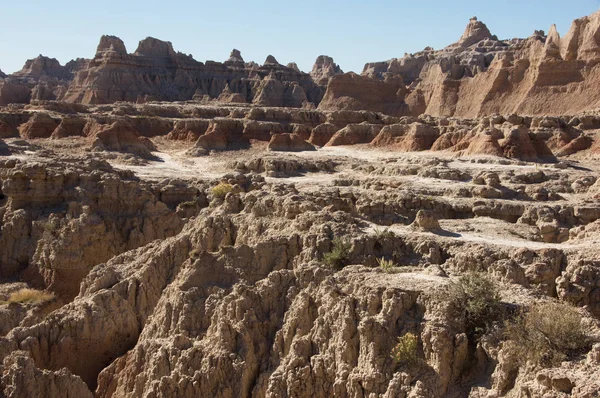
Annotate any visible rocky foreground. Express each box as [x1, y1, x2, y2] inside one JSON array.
[[0, 9, 600, 398], [0, 97, 599, 397]]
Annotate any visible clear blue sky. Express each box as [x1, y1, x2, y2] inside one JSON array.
[[1, 1, 598, 74]]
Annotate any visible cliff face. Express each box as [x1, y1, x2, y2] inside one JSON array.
[[357, 11, 600, 118], [5, 12, 600, 116], [62, 36, 325, 107]]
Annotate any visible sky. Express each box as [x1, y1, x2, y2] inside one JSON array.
[[1, 1, 599, 75]]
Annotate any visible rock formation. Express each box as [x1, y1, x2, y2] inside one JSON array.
[[62, 36, 324, 107], [310, 55, 343, 85], [362, 10, 600, 117], [318, 73, 409, 116], [1, 11, 600, 398], [267, 133, 315, 151]]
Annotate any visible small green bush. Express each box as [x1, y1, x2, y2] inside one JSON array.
[[504, 301, 592, 367], [189, 248, 201, 260], [378, 257, 395, 273], [323, 237, 351, 269], [391, 333, 420, 367], [211, 182, 233, 199], [450, 272, 504, 339], [374, 227, 396, 240]]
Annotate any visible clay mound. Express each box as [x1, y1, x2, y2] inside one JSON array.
[[167, 119, 210, 141], [371, 122, 439, 151], [309, 123, 339, 146], [325, 123, 382, 146], [462, 132, 504, 157], [0, 139, 10, 156], [318, 73, 409, 116], [432, 128, 505, 157], [267, 133, 316, 152], [51, 117, 87, 138], [18, 113, 58, 139], [217, 85, 247, 104], [88, 119, 157, 159], [195, 119, 245, 151], [500, 127, 545, 162]]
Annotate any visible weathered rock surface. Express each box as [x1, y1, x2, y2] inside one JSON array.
[[318, 73, 409, 116], [363, 11, 600, 117]]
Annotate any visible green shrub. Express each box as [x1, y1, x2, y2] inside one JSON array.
[[374, 227, 396, 240], [391, 333, 420, 367], [323, 237, 351, 269], [378, 257, 395, 273], [450, 272, 504, 339], [504, 301, 592, 367], [189, 248, 201, 260], [211, 182, 233, 199]]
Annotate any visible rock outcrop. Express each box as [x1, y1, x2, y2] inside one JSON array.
[[318, 73, 409, 116], [88, 120, 157, 159], [267, 133, 315, 151], [63, 37, 324, 107], [363, 11, 600, 117], [310, 55, 343, 85]]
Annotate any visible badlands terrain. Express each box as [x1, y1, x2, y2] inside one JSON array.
[[1, 9, 600, 398]]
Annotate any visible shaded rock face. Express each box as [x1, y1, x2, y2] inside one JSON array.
[[0, 69, 6, 79], [0, 81, 31, 106], [63, 36, 324, 107], [267, 133, 315, 151], [18, 113, 58, 139], [12, 55, 71, 81], [318, 73, 409, 116]]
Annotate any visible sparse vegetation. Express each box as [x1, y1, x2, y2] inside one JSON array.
[[391, 333, 420, 367], [211, 182, 233, 199], [0, 289, 55, 305], [323, 237, 352, 269], [449, 272, 504, 339], [374, 227, 397, 240], [189, 248, 201, 260], [377, 257, 396, 273], [504, 301, 593, 367]]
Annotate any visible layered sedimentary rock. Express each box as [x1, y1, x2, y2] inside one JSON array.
[[318, 73, 409, 116], [360, 11, 600, 117], [62, 36, 325, 107]]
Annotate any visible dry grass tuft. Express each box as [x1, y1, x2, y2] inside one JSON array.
[[504, 301, 593, 367], [1, 288, 55, 305]]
